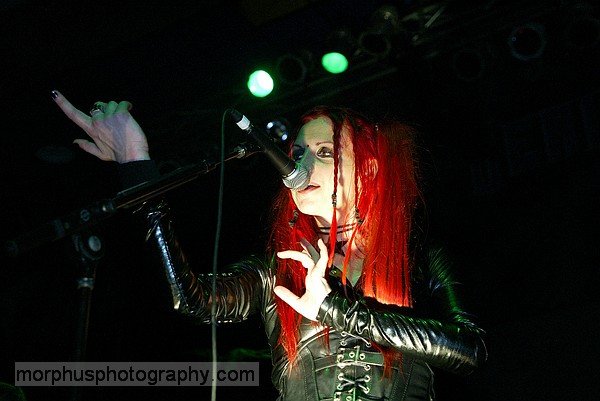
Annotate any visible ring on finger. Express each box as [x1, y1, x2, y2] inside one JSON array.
[[89, 102, 105, 117]]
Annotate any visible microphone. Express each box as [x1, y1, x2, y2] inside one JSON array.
[[228, 109, 309, 191]]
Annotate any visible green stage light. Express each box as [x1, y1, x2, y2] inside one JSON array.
[[247, 70, 274, 97], [321, 52, 348, 74]]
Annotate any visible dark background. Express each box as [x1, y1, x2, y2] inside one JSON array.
[[1, 0, 599, 400]]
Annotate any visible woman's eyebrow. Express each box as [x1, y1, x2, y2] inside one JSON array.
[[292, 140, 333, 148]]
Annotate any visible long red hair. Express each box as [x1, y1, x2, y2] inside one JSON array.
[[268, 106, 422, 369]]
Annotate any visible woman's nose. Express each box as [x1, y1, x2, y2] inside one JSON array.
[[298, 151, 314, 169], [296, 152, 315, 182]]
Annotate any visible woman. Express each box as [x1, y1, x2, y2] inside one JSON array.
[[52, 90, 487, 400]]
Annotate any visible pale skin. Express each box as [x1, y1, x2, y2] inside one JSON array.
[[286, 117, 364, 288], [52, 91, 361, 321]]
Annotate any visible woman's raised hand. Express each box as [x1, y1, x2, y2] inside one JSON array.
[[274, 238, 332, 321], [52, 90, 150, 163]]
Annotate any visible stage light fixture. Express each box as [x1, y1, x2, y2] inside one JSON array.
[[358, 4, 402, 58], [247, 70, 274, 97], [321, 52, 348, 74], [322, 29, 354, 74], [508, 22, 547, 61], [276, 50, 314, 85], [265, 118, 291, 143], [451, 46, 489, 82]]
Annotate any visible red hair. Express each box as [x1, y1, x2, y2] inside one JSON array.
[[268, 106, 422, 371]]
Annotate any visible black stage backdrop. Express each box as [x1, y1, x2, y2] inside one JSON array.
[[1, 1, 599, 400]]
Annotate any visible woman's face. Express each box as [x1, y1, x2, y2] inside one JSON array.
[[290, 117, 356, 226]]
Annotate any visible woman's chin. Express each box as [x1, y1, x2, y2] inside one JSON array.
[[295, 204, 327, 220]]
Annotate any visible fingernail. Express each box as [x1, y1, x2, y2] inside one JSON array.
[[51, 90, 59, 99]]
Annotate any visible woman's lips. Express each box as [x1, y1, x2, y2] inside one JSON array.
[[298, 184, 319, 194]]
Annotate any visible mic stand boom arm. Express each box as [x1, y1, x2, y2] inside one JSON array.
[[113, 141, 259, 210], [4, 144, 257, 258]]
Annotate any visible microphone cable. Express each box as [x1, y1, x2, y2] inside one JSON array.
[[210, 110, 228, 401]]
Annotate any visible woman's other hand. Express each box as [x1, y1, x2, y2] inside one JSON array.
[[274, 238, 332, 321], [52, 90, 150, 163]]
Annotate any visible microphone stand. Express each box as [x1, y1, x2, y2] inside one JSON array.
[[69, 230, 103, 401], [4, 142, 260, 401]]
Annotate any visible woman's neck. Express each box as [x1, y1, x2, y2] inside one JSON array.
[[317, 222, 357, 243], [315, 218, 364, 285], [317, 222, 357, 234]]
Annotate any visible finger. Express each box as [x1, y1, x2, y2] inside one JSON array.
[[90, 101, 107, 121], [73, 139, 111, 161], [314, 239, 329, 277], [52, 90, 93, 130], [103, 100, 118, 116], [299, 238, 319, 263], [277, 250, 315, 268], [116, 100, 133, 113], [273, 286, 301, 310]]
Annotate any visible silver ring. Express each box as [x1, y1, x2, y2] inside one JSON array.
[[90, 103, 105, 117]]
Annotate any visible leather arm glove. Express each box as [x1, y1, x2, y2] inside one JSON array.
[[317, 246, 487, 376]]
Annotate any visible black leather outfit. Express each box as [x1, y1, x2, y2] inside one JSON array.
[[121, 161, 487, 401]]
